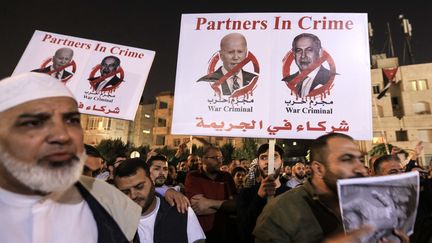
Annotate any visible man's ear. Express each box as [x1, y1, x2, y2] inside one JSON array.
[[311, 160, 325, 178]]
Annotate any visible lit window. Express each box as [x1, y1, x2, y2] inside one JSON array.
[[410, 81, 417, 91], [142, 129, 151, 134], [144, 114, 151, 119], [410, 79, 429, 91], [372, 131, 385, 144], [418, 80, 428, 91], [86, 116, 111, 130]]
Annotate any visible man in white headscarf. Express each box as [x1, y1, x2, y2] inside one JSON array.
[[0, 72, 141, 243]]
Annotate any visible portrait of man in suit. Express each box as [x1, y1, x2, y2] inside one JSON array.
[[88, 56, 123, 92], [282, 33, 334, 98], [197, 33, 257, 96], [32, 47, 74, 80]]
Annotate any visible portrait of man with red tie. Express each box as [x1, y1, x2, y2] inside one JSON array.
[[282, 33, 336, 98], [197, 33, 258, 97], [32, 47, 75, 83]]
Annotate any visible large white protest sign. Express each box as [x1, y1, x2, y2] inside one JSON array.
[[337, 172, 419, 242], [172, 13, 371, 139], [13, 30, 155, 120]]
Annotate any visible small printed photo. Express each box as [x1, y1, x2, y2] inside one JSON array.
[[31, 47, 76, 83], [88, 56, 125, 93], [196, 33, 259, 99]]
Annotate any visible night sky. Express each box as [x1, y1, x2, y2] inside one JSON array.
[[1, 1, 431, 103]]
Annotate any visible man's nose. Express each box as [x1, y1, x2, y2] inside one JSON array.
[[354, 161, 368, 176], [300, 50, 307, 58], [130, 188, 139, 199], [47, 121, 71, 145], [233, 52, 240, 59]]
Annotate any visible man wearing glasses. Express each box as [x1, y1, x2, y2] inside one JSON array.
[[185, 145, 237, 243]]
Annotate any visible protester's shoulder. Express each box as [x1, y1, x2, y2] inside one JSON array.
[[267, 185, 308, 208], [78, 176, 140, 209], [157, 195, 188, 219], [218, 170, 232, 177], [186, 170, 201, 178], [258, 185, 311, 231], [78, 176, 141, 241], [276, 183, 291, 196]]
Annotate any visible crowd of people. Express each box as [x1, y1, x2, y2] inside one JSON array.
[[1, 72, 432, 242]]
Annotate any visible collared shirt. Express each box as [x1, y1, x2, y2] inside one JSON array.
[[50, 66, 64, 80], [300, 67, 320, 97], [96, 78, 110, 92], [286, 176, 307, 188], [222, 67, 244, 93], [184, 169, 237, 232], [0, 186, 98, 243]]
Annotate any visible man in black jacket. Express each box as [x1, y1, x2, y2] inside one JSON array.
[[236, 143, 289, 243]]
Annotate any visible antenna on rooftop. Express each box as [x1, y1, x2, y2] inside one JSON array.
[[381, 22, 395, 58], [399, 14, 415, 64]]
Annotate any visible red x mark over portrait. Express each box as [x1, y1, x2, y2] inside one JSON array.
[[282, 50, 336, 99], [206, 52, 260, 99], [88, 64, 125, 92], [40, 58, 77, 83]]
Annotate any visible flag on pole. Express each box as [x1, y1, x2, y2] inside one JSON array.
[[377, 67, 398, 99]]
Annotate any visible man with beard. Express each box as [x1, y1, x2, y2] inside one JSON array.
[[184, 145, 237, 243], [237, 144, 290, 243], [286, 162, 307, 188], [82, 144, 108, 179], [148, 155, 170, 187], [88, 56, 123, 92], [0, 73, 141, 243], [254, 133, 405, 242], [114, 158, 206, 243], [147, 155, 190, 214], [282, 33, 334, 98], [373, 155, 404, 176]]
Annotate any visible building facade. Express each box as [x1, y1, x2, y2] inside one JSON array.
[[366, 55, 432, 166], [81, 56, 432, 167], [151, 91, 245, 149], [81, 103, 154, 147]]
